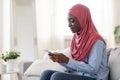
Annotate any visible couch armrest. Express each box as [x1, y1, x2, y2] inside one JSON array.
[[19, 61, 33, 79]]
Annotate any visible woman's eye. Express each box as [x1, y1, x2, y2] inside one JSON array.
[[70, 18, 75, 23]]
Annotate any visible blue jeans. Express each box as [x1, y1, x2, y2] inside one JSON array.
[[40, 70, 96, 80]]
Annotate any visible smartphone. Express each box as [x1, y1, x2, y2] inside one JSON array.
[[43, 50, 54, 56], [43, 50, 51, 53]]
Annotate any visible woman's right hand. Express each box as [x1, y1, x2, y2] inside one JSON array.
[[49, 53, 69, 64]]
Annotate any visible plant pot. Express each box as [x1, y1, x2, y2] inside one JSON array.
[[0, 59, 6, 73], [6, 59, 19, 72], [0, 63, 6, 73]]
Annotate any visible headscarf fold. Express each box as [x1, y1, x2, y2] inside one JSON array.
[[69, 4, 105, 61]]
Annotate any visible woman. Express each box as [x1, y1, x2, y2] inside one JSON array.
[[40, 3, 109, 80]]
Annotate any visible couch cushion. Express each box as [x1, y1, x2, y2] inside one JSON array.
[[108, 47, 120, 80], [22, 75, 40, 80]]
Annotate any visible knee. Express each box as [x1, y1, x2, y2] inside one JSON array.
[[41, 70, 54, 75], [42, 70, 53, 73], [51, 72, 64, 80], [40, 70, 56, 80]]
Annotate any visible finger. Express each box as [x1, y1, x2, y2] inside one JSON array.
[[48, 53, 54, 56], [49, 56, 56, 62]]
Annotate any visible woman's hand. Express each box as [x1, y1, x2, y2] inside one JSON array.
[[49, 53, 69, 64]]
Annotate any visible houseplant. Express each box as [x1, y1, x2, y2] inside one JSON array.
[[0, 50, 20, 72], [114, 25, 120, 43], [1, 50, 20, 62]]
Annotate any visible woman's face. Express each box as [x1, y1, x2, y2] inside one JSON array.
[[68, 14, 81, 33]]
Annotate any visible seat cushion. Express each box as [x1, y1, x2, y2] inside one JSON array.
[[22, 75, 40, 80]]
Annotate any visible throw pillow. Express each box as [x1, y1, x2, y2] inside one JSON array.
[[108, 47, 120, 80], [24, 48, 70, 76], [24, 59, 66, 76]]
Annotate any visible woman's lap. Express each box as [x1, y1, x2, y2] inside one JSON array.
[[40, 70, 96, 80]]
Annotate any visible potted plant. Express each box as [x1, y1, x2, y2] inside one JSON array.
[[114, 25, 120, 43], [0, 50, 20, 72], [1, 51, 20, 62]]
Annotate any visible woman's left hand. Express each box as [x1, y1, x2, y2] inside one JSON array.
[[49, 53, 69, 64]]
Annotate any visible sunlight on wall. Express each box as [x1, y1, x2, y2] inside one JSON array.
[[3, 0, 10, 51]]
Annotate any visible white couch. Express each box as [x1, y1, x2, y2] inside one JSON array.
[[20, 47, 120, 80]]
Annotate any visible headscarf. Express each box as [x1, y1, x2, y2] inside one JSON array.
[[69, 4, 105, 61]]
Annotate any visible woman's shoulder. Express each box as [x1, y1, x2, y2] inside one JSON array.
[[96, 40, 105, 45], [90, 40, 106, 56], [94, 40, 106, 48]]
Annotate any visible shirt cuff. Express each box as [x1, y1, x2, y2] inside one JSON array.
[[67, 58, 75, 68]]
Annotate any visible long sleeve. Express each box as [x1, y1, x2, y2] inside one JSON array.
[[59, 40, 109, 80], [60, 40, 107, 74]]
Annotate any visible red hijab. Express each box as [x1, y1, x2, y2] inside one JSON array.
[[69, 4, 105, 61]]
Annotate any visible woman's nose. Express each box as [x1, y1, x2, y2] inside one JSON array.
[[68, 23, 72, 27]]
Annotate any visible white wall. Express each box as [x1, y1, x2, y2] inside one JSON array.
[[0, 0, 3, 51], [113, 0, 120, 26], [2, 0, 11, 51], [35, 0, 57, 58], [11, 0, 38, 61], [101, 0, 115, 48]]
